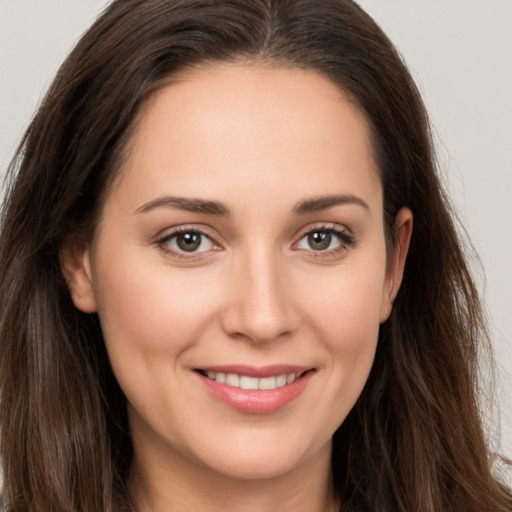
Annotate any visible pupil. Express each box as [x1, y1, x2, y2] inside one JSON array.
[[308, 231, 331, 250], [177, 232, 201, 252]]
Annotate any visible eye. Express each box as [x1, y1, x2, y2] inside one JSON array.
[[296, 226, 354, 253], [158, 229, 217, 256]]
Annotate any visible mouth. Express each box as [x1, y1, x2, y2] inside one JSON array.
[[194, 366, 315, 414], [196, 369, 310, 390]]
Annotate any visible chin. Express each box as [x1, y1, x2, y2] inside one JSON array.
[[188, 429, 331, 481], [203, 453, 306, 481]]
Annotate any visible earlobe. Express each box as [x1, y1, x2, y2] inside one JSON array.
[[60, 240, 97, 313], [380, 207, 413, 322]]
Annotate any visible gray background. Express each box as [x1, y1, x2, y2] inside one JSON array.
[[1, 0, 510, 480]]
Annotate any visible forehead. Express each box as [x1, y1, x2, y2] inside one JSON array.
[[111, 63, 381, 215]]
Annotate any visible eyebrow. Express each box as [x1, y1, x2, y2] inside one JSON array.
[[293, 194, 370, 214], [136, 196, 231, 216], [136, 193, 369, 216]]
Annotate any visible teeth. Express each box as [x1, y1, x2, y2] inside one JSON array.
[[225, 373, 240, 387], [276, 375, 287, 387], [258, 376, 276, 390], [240, 376, 259, 390], [204, 371, 301, 390]]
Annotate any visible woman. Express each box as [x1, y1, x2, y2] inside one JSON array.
[[0, 1, 510, 511]]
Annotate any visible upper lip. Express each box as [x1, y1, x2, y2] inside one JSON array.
[[195, 364, 313, 378]]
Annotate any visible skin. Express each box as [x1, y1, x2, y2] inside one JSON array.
[[62, 63, 412, 512]]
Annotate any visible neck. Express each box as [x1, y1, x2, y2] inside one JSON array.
[[128, 441, 339, 512]]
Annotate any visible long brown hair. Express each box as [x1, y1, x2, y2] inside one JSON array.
[[0, 1, 510, 511]]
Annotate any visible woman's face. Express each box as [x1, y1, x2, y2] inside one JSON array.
[[65, 63, 411, 482]]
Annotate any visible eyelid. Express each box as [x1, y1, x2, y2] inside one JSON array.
[[292, 223, 355, 256], [152, 222, 355, 261], [294, 222, 353, 241], [154, 224, 223, 260]]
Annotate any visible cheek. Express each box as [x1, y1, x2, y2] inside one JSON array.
[[90, 249, 226, 413], [296, 262, 385, 411], [301, 261, 386, 343], [325, 275, 382, 378], [94, 258, 218, 352], [91, 253, 224, 425]]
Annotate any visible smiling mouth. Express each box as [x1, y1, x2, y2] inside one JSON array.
[[195, 367, 315, 414], [196, 369, 312, 390]]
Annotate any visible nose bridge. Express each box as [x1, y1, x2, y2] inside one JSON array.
[[222, 242, 297, 343]]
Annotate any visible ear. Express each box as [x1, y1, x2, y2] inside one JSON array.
[[379, 207, 413, 323], [60, 239, 97, 313]]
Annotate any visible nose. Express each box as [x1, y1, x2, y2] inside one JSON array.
[[220, 247, 299, 345]]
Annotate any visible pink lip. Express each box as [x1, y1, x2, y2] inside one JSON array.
[[195, 365, 315, 415]]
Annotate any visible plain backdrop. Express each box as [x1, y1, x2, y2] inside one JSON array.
[[0, 0, 510, 478]]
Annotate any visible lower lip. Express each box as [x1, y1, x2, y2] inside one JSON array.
[[196, 371, 314, 414]]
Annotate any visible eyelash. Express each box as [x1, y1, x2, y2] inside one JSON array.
[[296, 224, 354, 252], [155, 224, 355, 260], [155, 227, 220, 261]]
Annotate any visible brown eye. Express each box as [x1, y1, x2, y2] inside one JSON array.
[[296, 227, 354, 254], [176, 232, 202, 252], [161, 230, 215, 254], [307, 231, 332, 251]]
